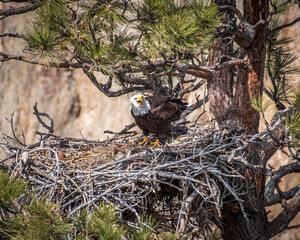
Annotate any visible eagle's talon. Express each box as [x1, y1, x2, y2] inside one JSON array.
[[138, 136, 148, 145], [150, 139, 161, 147]]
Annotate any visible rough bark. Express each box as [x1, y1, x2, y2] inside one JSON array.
[[210, 0, 267, 135], [209, 0, 270, 239]]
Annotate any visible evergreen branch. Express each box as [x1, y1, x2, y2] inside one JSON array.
[[0, 0, 46, 20], [265, 184, 300, 206], [268, 0, 292, 22], [267, 189, 300, 238], [268, 17, 300, 36]]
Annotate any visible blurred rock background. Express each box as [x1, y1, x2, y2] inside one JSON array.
[[0, 2, 299, 239]]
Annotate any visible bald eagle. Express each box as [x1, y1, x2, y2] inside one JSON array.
[[130, 94, 187, 146]]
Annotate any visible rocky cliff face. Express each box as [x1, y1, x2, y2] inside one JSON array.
[[0, 6, 133, 146], [0, 3, 299, 239]]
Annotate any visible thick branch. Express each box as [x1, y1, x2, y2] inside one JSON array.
[[267, 189, 300, 238], [162, 60, 247, 80], [164, 62, 213, 80], [265, 185, 300, 206], [265, 162, 300, 199]]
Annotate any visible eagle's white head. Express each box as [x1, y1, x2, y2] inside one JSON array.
[[130, 94, 151, 116]]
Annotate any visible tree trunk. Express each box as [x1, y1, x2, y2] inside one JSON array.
[[209, 0, 269, 239]]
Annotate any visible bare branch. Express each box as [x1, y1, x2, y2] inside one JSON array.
[[0, 32, 25, 38], [181, 95, 209, 118], [104, 122, 136, 135], [265, 185, 300, 206], [267, 189, 300, 238], [268, 17, 300, 36], [0, 0, 31, 2], [214, 58, 248, 71], [83, 69, 147, 97], [5, 113, 26, 146], [218, 5, 244, 21], [0, 0, 45, 20], [179, 79, 206, 98], [264, 162, 300, 205], [0, 51, 86, 69], [149, 60, 214, 80], [33, 103, 54, 140]]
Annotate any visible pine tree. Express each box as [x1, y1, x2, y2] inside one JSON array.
[[0, 0, 299, 239]]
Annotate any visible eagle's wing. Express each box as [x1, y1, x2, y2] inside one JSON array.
[[146, 96, 187, 121]]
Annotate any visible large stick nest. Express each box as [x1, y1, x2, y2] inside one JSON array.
[[4, 104, 290, 237], [1, 119, 253, 237]]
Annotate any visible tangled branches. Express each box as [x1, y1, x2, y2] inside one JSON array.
[[0, 105, 299, 238]]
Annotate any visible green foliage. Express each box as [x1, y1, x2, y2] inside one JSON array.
[[269, 0, 292, 15], [88, 202, 125, 240], [0, 171, 27, 223], [286, 110, 300, 147], [25, 24, 63, 61], [23, 0, 219, 71], [140, 1, 219, 57], [126, 216, 159, 240], [208, 228, 222, 240], [0, 171, 27, 206], [250, 93, 270, 113], [72, 209, 89, 239], [85, 0, 127, 31], [24, 0, 72, 60], [266, 35, 299, 105], [286, 89, 300, 147], [2, 198, 72, 240], [266, 1, 300, 107]]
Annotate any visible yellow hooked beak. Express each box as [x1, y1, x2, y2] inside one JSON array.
[[136, 96, 143, 106]]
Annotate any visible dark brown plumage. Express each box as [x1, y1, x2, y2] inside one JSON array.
[[130, 95, 187, 145]]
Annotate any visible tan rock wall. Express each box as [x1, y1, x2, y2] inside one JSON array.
[[0, 5, 133, 147], [0, 3, 299, 239]]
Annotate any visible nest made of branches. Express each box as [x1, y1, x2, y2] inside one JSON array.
[[1, 117, 254, 237], [3, 104, 298, 238]]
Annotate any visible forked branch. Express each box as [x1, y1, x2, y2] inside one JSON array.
[[33, 103, 54, 140]]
